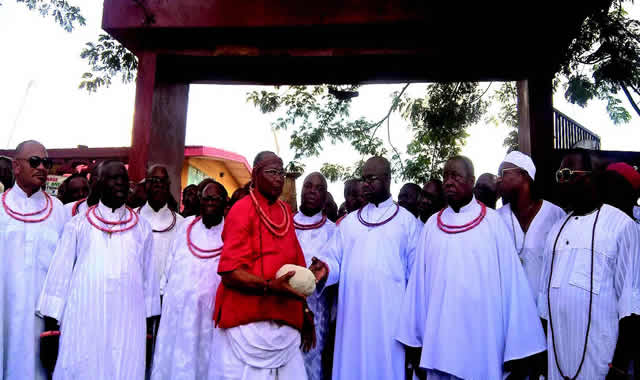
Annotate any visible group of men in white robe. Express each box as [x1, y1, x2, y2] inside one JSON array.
[[2, 139, 639, 380]]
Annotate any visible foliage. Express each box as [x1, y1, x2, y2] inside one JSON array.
[[248, 82, 488, 184], [488, 82, 519, 151], [560, 0, 640, 121], [14, 0, 85, 32], [79, 34, 138, 93]]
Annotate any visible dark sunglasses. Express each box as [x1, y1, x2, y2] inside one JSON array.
[[555, 168, 591, 183], [146, 176, 170, 185], [17, 156, 53, 170]]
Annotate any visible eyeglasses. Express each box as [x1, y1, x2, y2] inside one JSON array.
[[146, 176, 169, 185], [263, 169, 286, 178], [555, 168, 591, 183], [497, 167, 521, 178], [16, 156, 53, 170]]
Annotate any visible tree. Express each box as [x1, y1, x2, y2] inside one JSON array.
[[13, 0, 85, 32]]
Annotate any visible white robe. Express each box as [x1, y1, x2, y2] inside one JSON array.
[[497, 200, 566, 305], [151, 216, 223, 380], [63, 199, 89, 218], [318, 196, 420, 380], [293, 211, 336, 380], [396, 197, 546, 379], [538, 205, 640, 380], [633, 205, 639, 221], [138, 202, 184, 295], [209, 322, 307, 380], [0, 186, 68, 380], [37, 201, 161, 380]]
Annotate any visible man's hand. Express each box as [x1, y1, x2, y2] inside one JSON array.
[[300, 303, 316, 353], [269, 271, 305, 299], [309, 257, 328, 283]]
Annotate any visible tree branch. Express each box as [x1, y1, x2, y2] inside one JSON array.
[[365, 82, 411, 150], [620, 82, 640, 117], [387, 117, 405, 173]]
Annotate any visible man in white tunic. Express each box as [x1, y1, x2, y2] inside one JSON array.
[[0, 141, 67, 380], [37, 160, 161, 380], [293, 172, 336, 380], [137, 165, 184, 296], [151, 181, 227, 380], [539, 150, 640, 380], [63, 162, 102, 218], [496, 151, 566, 304], [310, 156, 421, 380], [395, 155, 547, 380]]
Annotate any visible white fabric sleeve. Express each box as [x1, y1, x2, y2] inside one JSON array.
[[316, 227, 344, 290], [160, 230, 181, 295], [142, 230, 161, 317], [36, 219, 79, 321], [537, 223, 558, 321], [405, 217, 421, 281], [615, 220, 640, 320], [394, 223, 428, 348]]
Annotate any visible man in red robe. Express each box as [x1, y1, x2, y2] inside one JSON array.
[[210, 151, 314, 380]]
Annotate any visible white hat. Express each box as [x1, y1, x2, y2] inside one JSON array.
[[500, 151, 536, 180]]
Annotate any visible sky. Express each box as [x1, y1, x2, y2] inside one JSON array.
[[1, 0, 638, 204]]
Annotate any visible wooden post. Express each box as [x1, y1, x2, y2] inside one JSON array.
[[129, 51, 189, 201], [130, 51, 157, 183], [517, 76, 555, 197]]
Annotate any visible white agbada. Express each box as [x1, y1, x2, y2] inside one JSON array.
[[538, 205, 640, 380], [37, 201, 161, 380], [0, 186, 67, 380], [497, 200, 566, 304], [293, 211, 336, 380], [396, 197, 546, 379], [138, 202, 184, 295], [151, 216, 223, 380], [63, 198, 89, 218], [634, 205, 639, 221], [318, 196, 420, 380]]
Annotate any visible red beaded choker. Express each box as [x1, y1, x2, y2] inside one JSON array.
[[357, 202, 400, 227], [249, 189, 291, 238], [436, 200, 486, 234], [137, 205, 177, 233], [2, 188, 53, 223], [294, 212, 327, 230], [187, 216, 223, 259], [71, 198, 87, 216], [86, 204, 138, 234]]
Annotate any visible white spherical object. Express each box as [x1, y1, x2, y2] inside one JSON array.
[[275, 264, 316, 296]]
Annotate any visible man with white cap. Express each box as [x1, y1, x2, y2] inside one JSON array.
[[496, 151, 566, 304]]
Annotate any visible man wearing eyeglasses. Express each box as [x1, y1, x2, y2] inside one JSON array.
[[0, 140, 68, 380], [496, 151, 566, 306], [539, 149, 640, 380], [309, 156, 421, 380], [137, 165, 184, 298]]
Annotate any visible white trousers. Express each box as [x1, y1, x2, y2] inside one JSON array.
[[209, 321, 307, 380]]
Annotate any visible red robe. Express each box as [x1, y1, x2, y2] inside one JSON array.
[[214, 190, 306, 331]]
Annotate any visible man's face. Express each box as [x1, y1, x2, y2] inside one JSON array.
[[361, 161, 390, 204], [101, 163, 129, 207], [200, 183, 226, 218], [67, 177, 89, 202], [496, 163, 523, 203], [344, 181, 365, 212], [398, 185, 420, 217], [13, 143, 50, 190], [301, 174, 328, 214], [557, 153, 592, 208], [182, 186, 198, 208], [443, 159, 474, 206], [421, 181, 444, 218], [254, 156, 285, 200], [473, 174, 498, 208], [146, 167, 170, 204]]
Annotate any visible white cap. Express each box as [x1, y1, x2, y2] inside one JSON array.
[[500, 151, 536, 180]]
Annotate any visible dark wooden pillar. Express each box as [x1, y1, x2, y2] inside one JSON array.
[[517, 75, 555, 197], [130, 51, 189, 201]]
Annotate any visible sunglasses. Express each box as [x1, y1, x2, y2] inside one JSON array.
[[555, 168, 591, 183], [146, 176, 169, 185], [17, 156, 53, 170]]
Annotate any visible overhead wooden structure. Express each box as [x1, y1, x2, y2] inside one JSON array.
[[102, 0, 612, 193]]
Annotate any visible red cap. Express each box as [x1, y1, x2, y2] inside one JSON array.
[[606, 162, 640, 191]]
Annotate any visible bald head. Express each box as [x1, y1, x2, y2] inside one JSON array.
[[253, 151, 282, 169], [363, 156, 391, 177], [147, 164, 169, 178], [362, 156, 392, 205], [12, 140, 49, 194], [344, 178, 365, 213], [474, 173, 498, 209], [15, 140, 46, 157], [301, 172, 328, 217], [252, 151, 285, 201], [398, 183, 422, 218]]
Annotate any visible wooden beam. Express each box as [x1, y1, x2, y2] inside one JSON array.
[[129, 52, 157, 183]]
